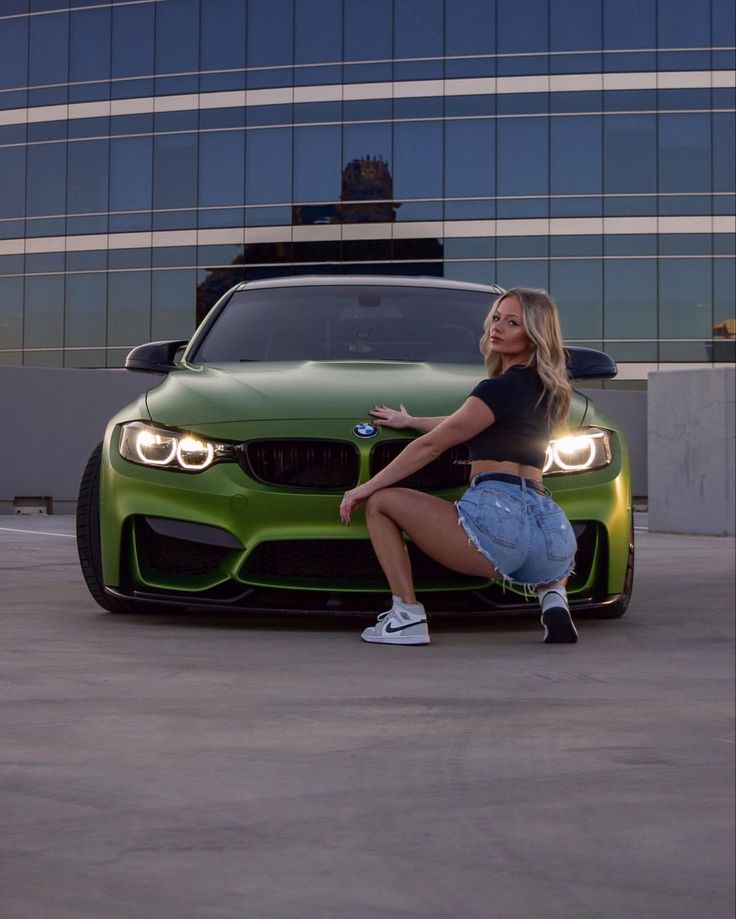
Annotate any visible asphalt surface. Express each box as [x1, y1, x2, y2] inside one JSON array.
[[1, 514, 734, 919]]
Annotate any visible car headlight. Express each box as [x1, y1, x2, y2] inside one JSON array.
[[544, 427, 612, 475], [119, 422, 235, 472]]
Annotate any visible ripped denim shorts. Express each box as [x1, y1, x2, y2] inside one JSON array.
[[456, 474, 577, 590]]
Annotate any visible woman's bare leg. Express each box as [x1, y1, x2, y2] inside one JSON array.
[[365, 487, 499, 603]]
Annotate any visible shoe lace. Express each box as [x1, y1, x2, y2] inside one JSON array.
[[377, 606, 411, 624]]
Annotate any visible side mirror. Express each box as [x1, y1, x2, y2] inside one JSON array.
[[566, 346, 618, 380], [125, 340, 189, 373]]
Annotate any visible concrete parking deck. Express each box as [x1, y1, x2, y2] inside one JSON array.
[[1, 515, 734, 919]]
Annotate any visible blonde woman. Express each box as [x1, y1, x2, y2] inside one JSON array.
[[339, 288, 578, 646]]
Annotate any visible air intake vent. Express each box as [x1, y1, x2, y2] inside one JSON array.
[[240, 539, 482, 589], [135, 518, 231, 579]]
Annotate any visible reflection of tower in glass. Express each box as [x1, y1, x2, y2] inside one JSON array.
[[292, 155, 398, 225], [340, 155, 398, 223]]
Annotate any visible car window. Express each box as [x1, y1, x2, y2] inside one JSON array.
[[191, 285, 491, 364]]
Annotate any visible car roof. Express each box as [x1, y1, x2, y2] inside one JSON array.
[[235, 275, 503, 295]]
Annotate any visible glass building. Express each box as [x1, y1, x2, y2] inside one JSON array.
[[0, 0, 734, 377]]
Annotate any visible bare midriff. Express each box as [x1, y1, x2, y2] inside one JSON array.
[[470, 459, 543, 484]]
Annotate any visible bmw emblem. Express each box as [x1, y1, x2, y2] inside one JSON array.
[[353, 422, 379, 438]]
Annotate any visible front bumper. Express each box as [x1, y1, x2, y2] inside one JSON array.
[[100, 425, 632, 610]]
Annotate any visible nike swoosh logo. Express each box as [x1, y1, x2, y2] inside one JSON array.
[[385, 619, 427, 633]]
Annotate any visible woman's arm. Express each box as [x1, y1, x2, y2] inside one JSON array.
[[369, 403, 448, 433], [340, 397, 495, 523]]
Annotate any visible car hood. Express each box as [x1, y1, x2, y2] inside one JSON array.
[[144, 360, 589, 428]]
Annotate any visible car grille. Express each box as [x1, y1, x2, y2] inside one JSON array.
[[134, 518, 231, 579], [240, 539, 484, 589], [241, 440, 359, 488], [370, 441, 470, 490]]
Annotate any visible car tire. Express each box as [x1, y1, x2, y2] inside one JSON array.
[[586, 512, 635, 619], [76, 443, 167, 614]]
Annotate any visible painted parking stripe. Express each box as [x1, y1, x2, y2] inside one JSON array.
[[0, 526, 76, 538]]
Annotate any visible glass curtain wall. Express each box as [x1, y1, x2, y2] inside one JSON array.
[[0, 0, 733, 370]]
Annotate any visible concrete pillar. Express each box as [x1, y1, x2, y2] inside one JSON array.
[[648, 368, 735, 535]]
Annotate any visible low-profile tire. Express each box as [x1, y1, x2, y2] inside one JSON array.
[[584, 512, 635, 620], [76, 443, 166, 614]]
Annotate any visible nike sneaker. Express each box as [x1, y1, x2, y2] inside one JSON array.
[[361, 599, 430, 645], [541, 606, 579, 644]]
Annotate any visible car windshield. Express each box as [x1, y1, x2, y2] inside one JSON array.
[[191, 284, 492, 364]]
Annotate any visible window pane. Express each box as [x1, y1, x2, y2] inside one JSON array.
[[395, 0, 443, 59], [603, 114, 656, 193], [153, 134, 199, 210], [712, 0, 736, 47], [603, 0, 655, 48], [245, 128, 292, 205], [152, 269, 196, 341], [65, 272, 107, 352], [107, 271, 152, 352], [294, 125, 342, 203], [658, 0, 709, 47], [497, 118, 548, 196], [551, 116, 602, 195], [658, 113, 710, 193], [551, 0, 601, 51], [659, 259, 712, 358], [0, 276, 23, 360], [446, 0, 495, 57], [603, 259, 657, 361], [713, 113, 735, 193], [444, 119, 495, 198], [112, 2, 154, 79], [342, 123, 395, 221], [156, 0, 199, 75], [110, 136, 153, 212], [0, 18, 28, 91], [247, 0, 294, 68], [24, 275, 64, 356], [29, 12, 68, 87], [70, 8, 110, 84], [26, 144, 66, 217], [199, 131, 245, 207], [201, 0, 246, 72], [498, 0, 547, 53], [295, 0, 341, 64], [393, 122, 443, 200], [550, 260, 603, 342], [0, 147, 26, 218], [67, 140, 110, 214], [344, 0, 392, 61]]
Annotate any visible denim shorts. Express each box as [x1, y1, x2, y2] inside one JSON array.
[[456, 476, 577, 589]]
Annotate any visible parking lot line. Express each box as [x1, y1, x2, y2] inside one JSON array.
[[0, 525, 76, 538]]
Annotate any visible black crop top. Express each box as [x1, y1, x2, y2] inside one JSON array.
[[465, 365, 552, 469]]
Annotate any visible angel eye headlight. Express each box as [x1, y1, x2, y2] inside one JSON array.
[[544, 427, 612, 475], [124, 426, 177, 466], [119, 422, 233, 472], [177, 436, 214, 470]]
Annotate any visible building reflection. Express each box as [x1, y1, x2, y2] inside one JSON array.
[[196, 156, 442, 324]]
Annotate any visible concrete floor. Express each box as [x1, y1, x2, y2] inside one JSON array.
[[1, 515, 734, 919]]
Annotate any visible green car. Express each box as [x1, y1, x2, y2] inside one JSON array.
[[77, 276, 634, 618]]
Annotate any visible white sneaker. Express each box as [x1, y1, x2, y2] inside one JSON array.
[[361, 599, 430, 645]]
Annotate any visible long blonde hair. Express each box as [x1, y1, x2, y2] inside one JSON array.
[[480, 287, 572, 432]]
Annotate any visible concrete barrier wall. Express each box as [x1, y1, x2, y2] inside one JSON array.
[[0, 368, 152, 514], [1, 368, 648, 514], [648, 368, 736, 535]]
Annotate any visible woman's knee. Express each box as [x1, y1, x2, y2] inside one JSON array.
[[365, 488, 393, 517]]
